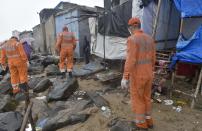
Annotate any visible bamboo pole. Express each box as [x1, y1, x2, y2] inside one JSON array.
[[191, 67, 202, 109], [152, 0, 163, 38]]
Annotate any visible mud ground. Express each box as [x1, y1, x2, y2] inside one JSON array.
[[57, 79, 202, 131]]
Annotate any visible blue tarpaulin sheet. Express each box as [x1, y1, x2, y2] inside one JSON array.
[[174, 0, 202, 17], [170, 25, 202, 70]]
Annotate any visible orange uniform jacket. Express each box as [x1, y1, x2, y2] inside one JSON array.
[[1, 39, 28, 86], [56, 31, 76, 72], [56, 31, 76, 52], [123, 30, 156, 80], [1, 39, 27, 65]]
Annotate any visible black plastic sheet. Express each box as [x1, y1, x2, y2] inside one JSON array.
[[98, 0, 132, 38]]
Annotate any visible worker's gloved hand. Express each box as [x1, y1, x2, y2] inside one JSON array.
[[27, 61, 30, 67], [121, 79, 129, 89]]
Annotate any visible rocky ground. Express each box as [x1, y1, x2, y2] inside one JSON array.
[[0, 54, 202, 131]]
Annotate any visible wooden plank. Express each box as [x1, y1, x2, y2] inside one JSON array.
[[173, 90, 194, 98]]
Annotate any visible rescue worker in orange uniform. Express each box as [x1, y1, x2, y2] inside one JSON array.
[[121, 17, 156, 130], [56, 26, 76, 78], [1, 36, 29, 94]]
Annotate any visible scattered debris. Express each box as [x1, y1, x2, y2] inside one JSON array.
[[101, 106, 112, 118], [164, 100, 174, 106], [87, 91, 109, 108], [172, 106, 182, 112]]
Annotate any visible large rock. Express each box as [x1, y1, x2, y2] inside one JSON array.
[[0, 66, 8, 76], [108, 119, 133, 131], [42, 56, 59, 67], [0, 112, 23, 131], [30, 54, 41, 60], [73, 62, 104, 77], [15, 92, 35, 102], [0, 95, 18, 112], [32, 99, 50, 121], [0, 81, 12, 94], [2, 73, 11, 82], [33, 79, 52, 93], [45, 64, 61, 76], [28, 77, 44, 89], [87, 91, 109, 108], [28, 66, 44, 75], [48, 78, 79, 101], [40, 100, 91, 131]]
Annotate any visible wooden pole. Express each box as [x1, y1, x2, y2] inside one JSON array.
[[152, 0, 162, 38], [180, 18, 184, 34], [170, 71, 175, 98], [164, 1, 173, 48], [20, 102, 33, 131], [191, 67, 202, 109]]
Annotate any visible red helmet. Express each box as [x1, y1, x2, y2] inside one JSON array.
[[63, 26, 68, 31], [128, 17, 141, 26]]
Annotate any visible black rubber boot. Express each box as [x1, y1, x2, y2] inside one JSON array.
[[69, 72, 73, 78], [19, 83, 29, 92], [61, 72, 66, 79]]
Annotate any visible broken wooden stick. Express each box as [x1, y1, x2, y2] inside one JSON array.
[[20, 101, 33, 131], [191, 67, 202, 109]]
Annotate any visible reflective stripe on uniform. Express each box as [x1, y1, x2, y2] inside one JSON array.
[[135, 119, 146, 124], [146, 111, 152, 116], [136, 59, 152, 65], [7, 54, 20, 58], [5, 47, 15, 51], [134, 114, 145, 117], [12, 83, 19, 87], [67, 69, 72, 72], [60, 69, 66, 73], [3, 43, 20, 58], [61, 43, 72, 47], [146, 116, 152, 119]]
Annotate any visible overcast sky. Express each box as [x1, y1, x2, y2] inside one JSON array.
[[0, 0, 103, 41]]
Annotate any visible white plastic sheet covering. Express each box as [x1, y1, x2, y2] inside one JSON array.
[[88, 1, 143, 60], [132, 0, 143, 20], [95, 34, 127, 59], [88, 18, 97, 54]]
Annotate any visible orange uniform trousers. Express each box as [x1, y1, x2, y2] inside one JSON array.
[[130, 76, 153, 127], [8, 60, 28, 87], [59, 46, 73, 72]]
